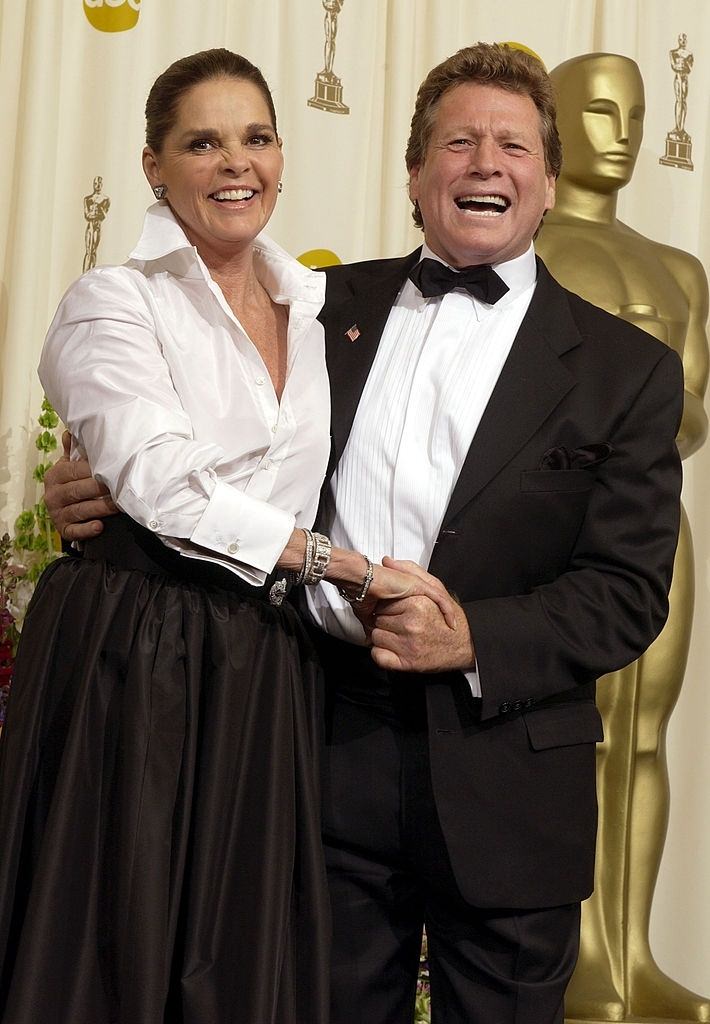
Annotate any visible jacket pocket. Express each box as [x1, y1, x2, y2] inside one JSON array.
[[523, 701, 604, 750], [521, 470, 595, 493]]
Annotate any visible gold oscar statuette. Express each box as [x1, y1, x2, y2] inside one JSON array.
[[308, 0, 349, 115], [83, 176, 111, 272], [660, 34, 694, 171], [537, 52, 709, 1024]]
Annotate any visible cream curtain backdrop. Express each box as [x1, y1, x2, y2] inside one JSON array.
[[1, 0, 708, 997]]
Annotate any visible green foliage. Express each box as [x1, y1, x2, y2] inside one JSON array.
[[38, 402, 60, 431], [1, 391, 64, 723], [12, 397, 63, 583]]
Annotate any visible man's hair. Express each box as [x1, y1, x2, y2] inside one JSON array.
[[145, 48, 277, 152], [405, 42, 562, 228]]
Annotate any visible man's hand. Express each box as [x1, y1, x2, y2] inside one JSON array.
[[369, 557, 475, 674], [44, 431, 117, 541]]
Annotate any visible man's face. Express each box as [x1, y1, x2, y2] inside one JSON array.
[[408, 82, 556, 267]]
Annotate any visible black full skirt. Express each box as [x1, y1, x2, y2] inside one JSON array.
[[0, 520, 330, 1023]]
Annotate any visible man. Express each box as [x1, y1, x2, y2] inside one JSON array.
[[46, 44, 683, 1024]]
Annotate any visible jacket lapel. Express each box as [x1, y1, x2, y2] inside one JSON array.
[[323, 250, 421, 471], [442, 261, 582, 526]]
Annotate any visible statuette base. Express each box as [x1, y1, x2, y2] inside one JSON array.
[[659, 132, 694, 170], [308, 71, 349, 114]]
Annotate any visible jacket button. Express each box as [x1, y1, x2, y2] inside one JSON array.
[[499, 702, 511, 714], [523, 698, 535, 709], [511, 700, 523, 712]]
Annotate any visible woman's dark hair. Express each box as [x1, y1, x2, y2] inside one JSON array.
[[145, 48, 277, 151]]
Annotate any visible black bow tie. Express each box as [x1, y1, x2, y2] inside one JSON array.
[[408, 257, 509, 304]]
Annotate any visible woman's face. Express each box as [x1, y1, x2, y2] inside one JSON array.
[[143, 75, 283, 263]]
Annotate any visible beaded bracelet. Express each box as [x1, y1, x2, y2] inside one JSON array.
[[293, 528, 316, 586], [338, 555, 374, 605]]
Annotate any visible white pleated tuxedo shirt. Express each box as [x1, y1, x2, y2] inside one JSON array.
[[39, 203, 331, 586], [307, 243, 538, 695]]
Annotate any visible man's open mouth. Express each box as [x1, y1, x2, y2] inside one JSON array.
[[455, 194, 510, 215]]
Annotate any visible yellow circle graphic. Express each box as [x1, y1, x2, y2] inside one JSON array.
[[83, 0, 141, 33], [297, 248, 342, 270]]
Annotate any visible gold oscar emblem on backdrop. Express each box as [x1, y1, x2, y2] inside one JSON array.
[[308, 0, 349, 115], [83, 176, 111, 272], [537, 52, 709, 1024], [659, 33, 694, 170], [297, 248, 342, 269], [83, 0, 141, 33]]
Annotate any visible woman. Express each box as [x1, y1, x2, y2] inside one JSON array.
[[0, 49, 454, 1024]]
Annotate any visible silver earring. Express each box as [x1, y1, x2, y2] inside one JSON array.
[[153, 184, 167, 200], [277, 181, 283, 194]]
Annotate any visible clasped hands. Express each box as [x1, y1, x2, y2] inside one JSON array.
[[356, 557, 475, 674], [45, 433, 475, 675]]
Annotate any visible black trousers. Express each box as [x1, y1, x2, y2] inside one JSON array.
[[316, 633, 581, 1024]]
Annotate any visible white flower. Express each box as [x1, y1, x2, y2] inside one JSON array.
[[7, 579, 35, 633]]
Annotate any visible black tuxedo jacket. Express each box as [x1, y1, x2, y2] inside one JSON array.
[[316, 249, 683, 909]]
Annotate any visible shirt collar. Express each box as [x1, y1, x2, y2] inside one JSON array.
[[127, 202, 325, 308], [419, 240, 537, 301]]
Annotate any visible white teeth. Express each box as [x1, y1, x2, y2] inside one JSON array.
[[212, 189, 255, 201], [459, 194, 508, 207]]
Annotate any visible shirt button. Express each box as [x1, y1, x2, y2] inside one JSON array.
[[262, 459, 272, 471], [271, 424, 277, 434], [227, 541, 239, 554], [255, 376, 266, 386], [148, 520, 159, 530]]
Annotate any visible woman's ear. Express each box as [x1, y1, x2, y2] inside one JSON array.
[[142, 146, 161, 189]]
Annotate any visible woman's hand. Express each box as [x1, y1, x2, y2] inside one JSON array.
[[276, 537, 457, 638], [354, 557, 458, 634]]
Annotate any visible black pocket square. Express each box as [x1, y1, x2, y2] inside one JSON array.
[[539, 442, 614, 471]]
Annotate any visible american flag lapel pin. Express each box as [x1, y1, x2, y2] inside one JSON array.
[[345, 324, 361, 342]]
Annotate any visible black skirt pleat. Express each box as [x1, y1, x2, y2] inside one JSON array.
[[0, 518, 329, 1024]]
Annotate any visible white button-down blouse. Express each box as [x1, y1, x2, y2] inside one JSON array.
[[39, 203, 331, 586]]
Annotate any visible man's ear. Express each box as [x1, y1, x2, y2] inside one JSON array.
[[408, 164, 421, 204], [543, 173, 556, 213]]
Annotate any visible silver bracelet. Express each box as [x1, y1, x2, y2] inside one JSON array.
[[338, 555, 374, 604], [303, 532, 332, 585], [293, 528, 315, 586]]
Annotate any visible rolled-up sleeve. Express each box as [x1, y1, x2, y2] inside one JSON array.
[[39, 269, 298, 583]]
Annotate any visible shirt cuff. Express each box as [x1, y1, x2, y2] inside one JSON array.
[[190, 478, 296, 581], [463, 664, 481, 698]]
